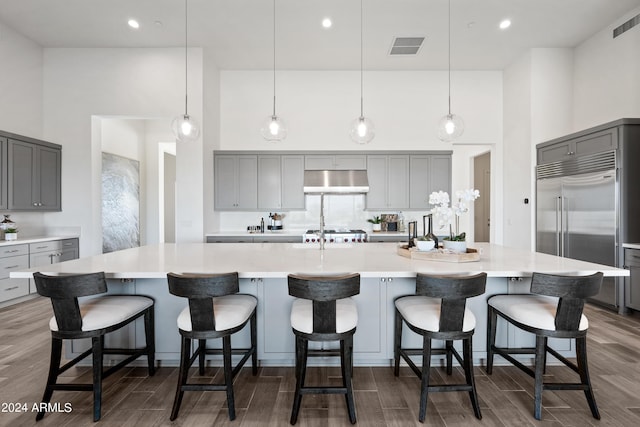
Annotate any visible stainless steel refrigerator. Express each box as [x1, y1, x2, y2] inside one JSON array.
[[536, 151, 618, 307]]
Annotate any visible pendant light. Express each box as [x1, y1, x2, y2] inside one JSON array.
[[349, 0, 375, 144], [261, 0, 288, 142], [437, 0, 464, 142], [171, 0, 200, 143]]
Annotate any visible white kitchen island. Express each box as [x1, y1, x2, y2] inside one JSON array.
[[11, 242, 628, 367]]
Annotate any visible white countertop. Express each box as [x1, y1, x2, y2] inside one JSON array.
[[0, 235, 79, 246], [11, 242, 628, 280]]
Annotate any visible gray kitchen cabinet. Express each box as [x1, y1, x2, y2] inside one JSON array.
[[206, 235, 300, 243], [366, 155, 409, 210], [206, 236, 254, 243], [409, 154, 452, 209], [624, 248, 640, 311], [7, 137, 61, 211], [281, 155, 305, 209], [0, 244, 29, 304], [0, 137, 6, 210], [29, 238, 79, 293], [367, 234, 407, 243], [258, 155, 281, 209], [304, 154, 367, 170], [214, 154, 258, 210], [537, 127, 618, 165]]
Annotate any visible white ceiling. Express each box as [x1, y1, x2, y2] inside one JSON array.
[[1, 0, 639, 71]]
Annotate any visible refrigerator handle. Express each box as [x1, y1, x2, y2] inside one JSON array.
[[556, 197, 561, 256], [560, 196, 566, 257]]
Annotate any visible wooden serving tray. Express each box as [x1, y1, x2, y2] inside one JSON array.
[[397, 245, 480, 263]]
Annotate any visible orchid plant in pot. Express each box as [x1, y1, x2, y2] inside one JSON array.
[[428, 189, 480, 252]]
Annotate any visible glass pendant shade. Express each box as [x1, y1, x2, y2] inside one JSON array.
[[437, 113, 464, 142], [261, 114, 288, 142], [349, 116, 375, 144], [172, 113, 200, 143]]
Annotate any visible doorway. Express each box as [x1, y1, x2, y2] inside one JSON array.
[[473, 152, 491, 242]]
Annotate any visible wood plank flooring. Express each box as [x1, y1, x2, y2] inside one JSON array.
[[1, 297, 640, 426]]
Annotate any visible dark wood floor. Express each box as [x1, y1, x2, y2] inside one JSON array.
[[1, 297, 640, 426]]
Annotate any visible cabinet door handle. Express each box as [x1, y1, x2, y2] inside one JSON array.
[[4, 286, 19, 291], [3, 249, 20, 254], [36, 246, 49, 249], [4, 265, 20, 269]]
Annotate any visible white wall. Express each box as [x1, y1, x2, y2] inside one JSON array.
[[42, 48, 204, 256], [220, 70, 502, 150], [573, 6, 640, 129]]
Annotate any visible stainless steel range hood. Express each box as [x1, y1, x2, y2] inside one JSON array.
[[303, 170, 369, 194]]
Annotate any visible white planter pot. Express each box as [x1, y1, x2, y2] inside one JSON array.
[[372, 224, 382, 232], [4, 233, 17, 241], [443, 240, 466, 253]]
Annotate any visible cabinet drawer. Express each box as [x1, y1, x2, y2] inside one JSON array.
[[0, 277, 29, 302], [29, 241, 62, 253], [0, 254, 29, 280], [625, 249, 640, 267], [0, 244, 29, 257], [60, 238, 79, 250]]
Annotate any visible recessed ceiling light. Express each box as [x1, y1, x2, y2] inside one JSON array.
[[499, 19, 511, 30], [128, 19, 140, 29], [322, 18, 332, 29]]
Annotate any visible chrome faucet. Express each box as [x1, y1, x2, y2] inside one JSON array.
[[319, 193, 326, 250]]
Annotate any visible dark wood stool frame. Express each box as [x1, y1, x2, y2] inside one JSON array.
[[167, 272, 257, 421], [486, 271, 603, 420], [33, 271, 156, 422], [288, 273, 361, 425], [394, 272, 487, 422]]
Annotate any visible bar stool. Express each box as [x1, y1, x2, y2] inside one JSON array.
[[167, 272, 257, 421], [33, 272, 155, 422], [486, 272, 603, 420], [394, 272, 487, 422], [288, 273, 360, 425]]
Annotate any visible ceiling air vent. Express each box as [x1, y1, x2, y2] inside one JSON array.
[[613, 13, 639, 38], [389, 36, 425, 55]]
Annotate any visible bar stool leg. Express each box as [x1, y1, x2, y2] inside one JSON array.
[[170, 336, 191, 421], [533, 335, 546, 420], [343, 335, 356, 424], [36, 337, 63, 421], [418, 335, 432, 423], [223, 335, 236, 420], [91, 336, 104, 422], [486, 306, 497, 374], [464, 337, 482, 419], [198, 339, 206, 375], [394, 309, 403, 376], [250, 311, 258, 375], [445, 340, 454, 375], [144, 308, 156, 376], [576, 336, 600, 419], [291, 336, 308, 425]]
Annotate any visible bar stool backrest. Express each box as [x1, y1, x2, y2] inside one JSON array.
[[167, 272, 239, 332], [33, 272, 107, 332], [416, 273, 487, 332], [288, 273, 360, 334], [530, 272, 603, 331]]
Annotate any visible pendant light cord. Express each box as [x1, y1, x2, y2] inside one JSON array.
[[360, 0, 364, 118], [184, 0, 189, 116], [447, 0, 451, 115], [272, 0, 277, 117]]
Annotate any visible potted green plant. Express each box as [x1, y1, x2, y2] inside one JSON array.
[[367, 216, 382, 232], [4, 227, 18, 241]]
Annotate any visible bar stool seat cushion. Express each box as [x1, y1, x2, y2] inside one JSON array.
[[177, 294, 257, 332], [395, 296, 476, 332], [489, 294, 589, 331], [291, 297, 358, 334], [49, 295, 154, 332]]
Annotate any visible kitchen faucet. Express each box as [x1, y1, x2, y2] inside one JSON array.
[[319, 193, 326, 250]]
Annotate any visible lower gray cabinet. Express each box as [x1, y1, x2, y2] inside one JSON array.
[[625, 248, 640, 311], [29, 238, 79, 293], [0, 244, 29, 303]]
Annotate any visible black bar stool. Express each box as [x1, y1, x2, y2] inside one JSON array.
[[33, 272, 155, 422], [167, 272, 257, 421], [287, 273, 360, 425], [394, 272, 487, 422], [486, 272, 603, 420]]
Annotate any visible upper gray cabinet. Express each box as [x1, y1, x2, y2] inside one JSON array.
[[6, 135, 61, 211], [537, 127, 618, 165], [409, 154, 452, 209], [280, 155, 305, 210], [304, 154, 367, 170], [0, 137, 6, 210], [214, 154, 258, 210], [366, 155, 409, 210], [258, 155, 281, 209]]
